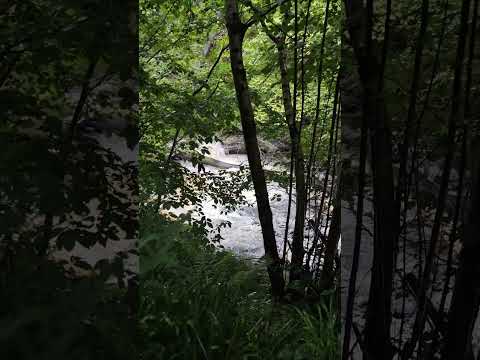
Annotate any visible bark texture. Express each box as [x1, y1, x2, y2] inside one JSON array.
[[224, 0, 284, 297], [344, 1, 396, 358]]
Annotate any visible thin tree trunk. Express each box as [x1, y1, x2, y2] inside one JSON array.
[[156, 128, 181, 213], [67, 56, 99, 144], [443, 0, 479, 357], [306, 0, 331, 197], [396, 0, 430, 231], [438, 129, 466, 314], [307, 73, 340, 268], [444, 141, 480, 360], [396, 0, 430, 350], [319, 168, 341, 289], [344, 1, 396, 358], [224, 0, 284, 297], [342, 72, 368, 360], [261, 9, 306, 281], [364, 62, 395, 360], [288, 0, 307, 282]]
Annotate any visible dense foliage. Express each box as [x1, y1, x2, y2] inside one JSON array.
[[1, 1, 138, 358]]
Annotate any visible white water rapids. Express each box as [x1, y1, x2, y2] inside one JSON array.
[[175, 142, 294, 259], [171, 140, 337, 262]]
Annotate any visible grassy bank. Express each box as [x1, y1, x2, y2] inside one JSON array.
[[139, 215, 339, 360]]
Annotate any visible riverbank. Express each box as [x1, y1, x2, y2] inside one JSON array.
[[139, 214, 339, 360]]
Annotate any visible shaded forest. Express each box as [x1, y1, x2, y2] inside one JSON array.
[[341, 0, 480, 359], [1, 0, 479, 359], [1, 1, 138, 359]]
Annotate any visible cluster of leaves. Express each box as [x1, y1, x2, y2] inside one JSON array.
[[243, 0, 342, 134], [380, 0, 480, 156], [140, 0, 238, 149], [140, 0, 342, 152], [1, 1, 139, 358], [140, 139, 251, 244], [1, 0, 138, 260]]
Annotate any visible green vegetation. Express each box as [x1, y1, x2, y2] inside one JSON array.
[[1, 1, 137, 359], [139, 0, 342, 357], [139, 213, 339, 360]]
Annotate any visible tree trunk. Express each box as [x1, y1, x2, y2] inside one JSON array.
[[344, 1, 396, 358], [306, 0, 331, 197], [444, 141, 480, 360], [320, 168, 341, 289], [275, 38, 306, 282], [364, 45, 395, 360], [224, 0, 284, 297], [443, 0, 479, 357], [307, 73, 340, 268], [341, 49, 369, 360]]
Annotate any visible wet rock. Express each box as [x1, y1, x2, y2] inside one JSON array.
[[223, 135, 246, 154], [222, 135, 284, 155]]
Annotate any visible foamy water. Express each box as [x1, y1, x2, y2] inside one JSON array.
[[171, 141, 333, 261]]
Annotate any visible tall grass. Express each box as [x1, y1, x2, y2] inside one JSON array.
[[139, 214, 339, 360]]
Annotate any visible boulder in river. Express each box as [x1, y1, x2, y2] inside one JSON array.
[[222, 135, 288, 155]]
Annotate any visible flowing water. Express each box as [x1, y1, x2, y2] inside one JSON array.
[[173, 141, 297, 259], [171, 140, 337, 263]]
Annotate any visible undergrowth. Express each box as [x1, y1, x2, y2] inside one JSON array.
[[139, 212, 339, 360]]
